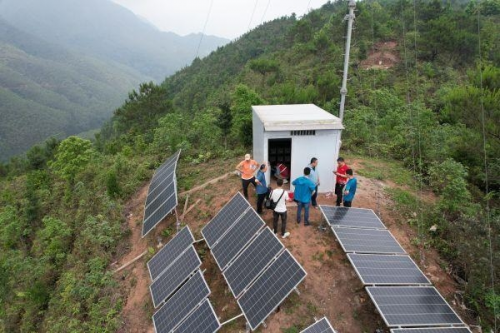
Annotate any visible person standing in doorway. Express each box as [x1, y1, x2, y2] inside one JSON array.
[[255, 163, 269, 214], [292, 167, 316, 226], [236, 154, 260, 199], [343, 169, 357, 207], [333, 157, 349, 206], [270, 179, 290, 238], [307, 157, 320, 209]]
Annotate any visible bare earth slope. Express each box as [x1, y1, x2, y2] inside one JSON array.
[[113, 157, 471, 333]]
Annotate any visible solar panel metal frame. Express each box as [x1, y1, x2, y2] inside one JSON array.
[[222, 227, 285, 298], [331, 226, 406, 254], [391, 328, 472, 333], [144, 181, 176, 221], [201, 192, 251, 248], [210, 208, 265, 271], [142, 174, 179, 237], [366, 286, 465, 327], [237, 249, 307, 331], [347, 253, 431, 286], [149, 151, 180, 192], [147, 226, 195, 281], [149, 245, 202, 308], [172, 299, 221, 333], [319, 205, 386, 230], [147, 164, 176, 205], [152, 270, 210, 333], [152, 150, 181, 179], [301, 317, 336, 333]]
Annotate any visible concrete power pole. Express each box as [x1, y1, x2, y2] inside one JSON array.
[[339, 0, 356, 123]]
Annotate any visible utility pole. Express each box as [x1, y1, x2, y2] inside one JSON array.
[[339, 0, 356, 123]]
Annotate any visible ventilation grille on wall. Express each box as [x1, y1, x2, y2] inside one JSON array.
[[291, 130, 316, 136]]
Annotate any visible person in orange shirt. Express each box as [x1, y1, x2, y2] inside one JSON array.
[[236, 154, 261, 199]]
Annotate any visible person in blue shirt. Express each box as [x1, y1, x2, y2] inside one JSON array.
[[292, 167, 316, 226], [255, 163, 269, 214], [307, 157, 320, 209], [343, 169, 357, 207]]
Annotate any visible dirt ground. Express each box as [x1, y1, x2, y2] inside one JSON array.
[[113, 156, 472, 333], [360, 41, 399, 70]]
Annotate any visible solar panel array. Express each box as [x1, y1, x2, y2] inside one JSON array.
[[147, 225, 220, 333], [301, 317, 336, 333], [366, 287, 464, 327], [202, 193, 307, 330], [347, 254, 431, 285], [391, 329, 472, 333], [319, 205, 470, 331], [143, 150, 181, 237]]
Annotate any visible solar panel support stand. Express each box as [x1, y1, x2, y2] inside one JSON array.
[[294, 287, 301, 295], [245, 321, 251, 333], [219, 313, 244, 327], [175, 207, 181, 232]]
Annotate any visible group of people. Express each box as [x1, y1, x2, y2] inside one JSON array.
[[236, 154, 357, 239]]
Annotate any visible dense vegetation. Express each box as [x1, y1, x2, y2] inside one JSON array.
[[1, 0, 499, 331]]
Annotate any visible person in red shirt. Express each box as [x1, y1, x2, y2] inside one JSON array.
[[333, 157, 349, 206]]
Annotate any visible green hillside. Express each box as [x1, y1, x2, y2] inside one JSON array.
[[0, 0, 499, 332], [0, 19, 148, 160]]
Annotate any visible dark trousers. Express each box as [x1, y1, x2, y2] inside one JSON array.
[[273, 211, 287, 236], [311, 185, 318, 207], [257, 192, 267, 214], [241, 177, 257, 199], [335, 183, 345, 206], [343, 201, 352, 207]]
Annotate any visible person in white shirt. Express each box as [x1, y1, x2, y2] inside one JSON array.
[[270, 179, 290, 238]]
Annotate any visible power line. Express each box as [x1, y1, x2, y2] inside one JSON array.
[[248, 0, 260, 31], [476, 1, 497, 330], [195, 0, 215, 58], [260, 0, 271, 24]]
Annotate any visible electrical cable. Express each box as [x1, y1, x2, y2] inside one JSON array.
[[195, 0, 215, 58]]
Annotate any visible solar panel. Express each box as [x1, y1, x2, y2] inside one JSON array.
[[173, 299, 221, 333], [154, 150, 180, 178], [223, 228, 284, 297], [301, 317, 336, 333], [331, 227, 406, 254], [147, 164, 176, 203], [320, 206, 386, 230], [150, 246, 201, 308], [391, 329, 472, 333], [148, 226, 195, 281], [143, 191, 178, 237], [153, 270, 210, 333], [144, 182, 176, 220], [211, 208, 265, 270], [238, 250, 307, 330], [201, 192, 250, 248], [347, 254, 431, 285], [366, 287, 465, 327]]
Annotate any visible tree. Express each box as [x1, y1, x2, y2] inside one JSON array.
[[217, 102, 233, 149], [231, 85, 265, 146], [49, 137, 93, 184]]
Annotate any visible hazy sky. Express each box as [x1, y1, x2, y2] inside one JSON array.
[[111, 0, 331, 39]]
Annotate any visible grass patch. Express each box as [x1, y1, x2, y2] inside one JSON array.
[[348, 154, 414, 186]]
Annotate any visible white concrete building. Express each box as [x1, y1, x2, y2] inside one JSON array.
[[252, 104, 344, 193]]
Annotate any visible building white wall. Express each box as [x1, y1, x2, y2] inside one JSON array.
[[253, 128, 341, 193]]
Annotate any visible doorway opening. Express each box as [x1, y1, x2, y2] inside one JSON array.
[[268, 138, 291, 187]]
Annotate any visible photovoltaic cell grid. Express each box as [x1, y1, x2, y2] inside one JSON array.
[[319, 206, 386, 230], [173, 299, 221, 333], [301, 317, 336, 333], [223, 228, 284, 297], [153, 270, 210, 333], [142, 150, 181, 237], [347, 254, 431, 285], [238, 250, 307, 331], [366, 287, 465, 327], [150, 246, 201, 308], [391, 329, 472, 333], [331, 227, 406, 254], [147, 226, 194, 281], [201, 192, 250, 248], [143, 193, 178, 237], [211, 208, 265, 270]]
